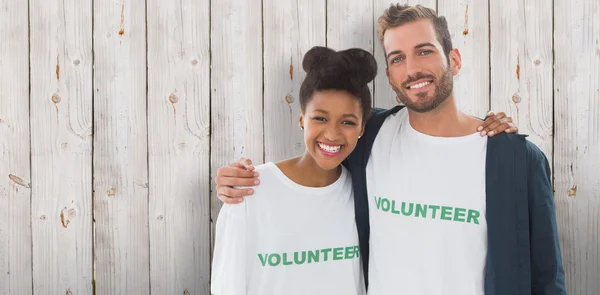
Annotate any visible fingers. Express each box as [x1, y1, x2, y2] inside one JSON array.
[[504, 122, 519, 134], [237, 158, 255, 171], [218, 185, 254, 198], [484, 117, 511, 135], [218, 194, 244, 204], [478, 111, 503, 131], [216, 174, 260, 187], [478, 111, 510, 136], [216, 183, 254, 204], [217, 167, 258, 181], [215, 158, 260, 204]]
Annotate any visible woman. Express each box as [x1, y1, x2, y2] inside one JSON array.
[[211, 46, 376, 294]]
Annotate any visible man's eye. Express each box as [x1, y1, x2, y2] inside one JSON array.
[[391, 56, 404, 63], [420, 50, 433, 55]]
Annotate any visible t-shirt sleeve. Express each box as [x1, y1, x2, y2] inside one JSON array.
[[211, 203, 247, 295]]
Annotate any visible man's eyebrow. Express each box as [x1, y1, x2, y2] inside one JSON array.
[[386, 43, 436, 59], [386, 50, 403, 59], [415, 42, 436, 49]]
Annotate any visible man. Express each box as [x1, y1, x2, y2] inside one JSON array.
[[215, 4, 565, 294]]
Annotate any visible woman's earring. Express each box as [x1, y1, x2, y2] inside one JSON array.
[[300, 126, 304, 130], [358, 136, 361, 139]]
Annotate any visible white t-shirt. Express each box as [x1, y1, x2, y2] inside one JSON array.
[[211, 162, 365, 295], [366, 108, 488, 295]]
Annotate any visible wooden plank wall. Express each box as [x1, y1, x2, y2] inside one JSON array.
[[0, 0, 597, 294]]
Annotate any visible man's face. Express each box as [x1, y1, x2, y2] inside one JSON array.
[[383, 19, 459, 113]]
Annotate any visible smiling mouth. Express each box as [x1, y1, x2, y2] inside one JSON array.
[[406, 81, 432, 89], [317, 142, 342, 154]]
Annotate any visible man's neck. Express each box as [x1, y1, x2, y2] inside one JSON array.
[[408, 95, 481, 137]]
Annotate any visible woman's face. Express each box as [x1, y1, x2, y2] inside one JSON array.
[[300, 90, 364, 171]]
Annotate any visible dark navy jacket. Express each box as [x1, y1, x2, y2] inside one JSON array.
[[343, 106, 566, 295]]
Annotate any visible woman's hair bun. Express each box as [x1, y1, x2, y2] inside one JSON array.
[[339, 48, 378, 85], [302, 46, 377, 86], [302, 46, 336, 72]]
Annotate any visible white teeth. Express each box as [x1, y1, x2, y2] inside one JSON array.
[[409, 81, 431, 89], [318, 142, 341, 153]]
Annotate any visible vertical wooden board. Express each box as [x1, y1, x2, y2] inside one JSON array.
[[147, 0, 211, 293], [0, 0, 33, 294], [490, 0, 553, 156], [263, 0, 326, 162], [373, 0, 436, 109], [93, 1, 149, 294], [327, 0, 374, 103], [438, 0, 489, 117], [554, 0, 600, 293], [210, 0, 263, 252], [327, 0, 373, 51], [29, 0, 93, 293]]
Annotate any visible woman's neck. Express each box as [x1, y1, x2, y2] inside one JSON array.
[[275, 154, 341, 188]]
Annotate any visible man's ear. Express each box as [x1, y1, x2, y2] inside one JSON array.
[[385, 68, 389, 77], [449, 48, 462, 76]]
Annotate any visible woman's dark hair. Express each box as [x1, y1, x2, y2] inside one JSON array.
[[299, 46, 377, 124]]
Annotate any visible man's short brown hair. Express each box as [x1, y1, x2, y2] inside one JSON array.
[[377, 4, 453, 58]]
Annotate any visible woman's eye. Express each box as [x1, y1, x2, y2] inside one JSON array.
[[343, 121, 357, 126], [313, 117, 326, 122]]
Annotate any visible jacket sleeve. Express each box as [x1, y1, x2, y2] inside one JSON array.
[[526, 142, 566, 295]]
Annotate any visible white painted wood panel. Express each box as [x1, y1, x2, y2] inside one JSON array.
[[490, 0, 553, 156], [263, 0, 326, 162], [147, 0, 212, 293], [0, 0, 32, 294], [210, 0, 264, 256], [29, 0, 94, 293], [438, 0, 489, 117], [93, 0, 149, 294], [328, 0, 374, 103], [554, 0, 600, 293]]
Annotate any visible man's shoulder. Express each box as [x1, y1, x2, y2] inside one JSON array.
[[487, 133, 549, 165], [344, 106, 405, 170], [363, 105, 405, 137], [368, 105, 405, 123]]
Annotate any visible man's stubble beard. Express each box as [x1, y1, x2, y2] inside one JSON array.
[[392, 66, 454, 113]]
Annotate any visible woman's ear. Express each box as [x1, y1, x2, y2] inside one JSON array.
[[298, 114, 304, 130]]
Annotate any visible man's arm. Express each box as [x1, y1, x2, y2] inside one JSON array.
[[214, 110, 518, 204], [527, 142, 566, 295], [211, 203, 248, 294]]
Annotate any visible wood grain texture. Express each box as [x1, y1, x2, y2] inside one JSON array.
[[438, 0, 489, 117], [490, 0, 553, 156], [554, 0, 600, 293], [147, 0, 211, 293], [0, 0, 32, 293], [93, 0, 149, 294], [373, 0, 437, 109], [210, 0, 264, 256], [29, 0, 94, 293], [263, 0, 326, 162], [328, 0, 374, 104]]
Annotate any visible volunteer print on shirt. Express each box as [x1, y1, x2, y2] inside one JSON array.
[[211, 163, 365, 295], [366, 108, 488, 295]]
